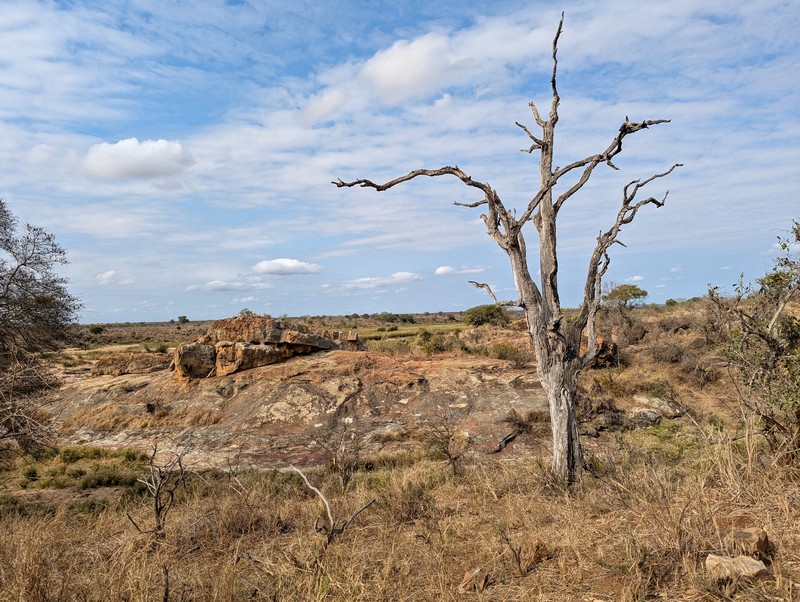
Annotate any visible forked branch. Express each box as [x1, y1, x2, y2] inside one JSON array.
[[576, 162, 683, 360], [291, 465, 375, 546]]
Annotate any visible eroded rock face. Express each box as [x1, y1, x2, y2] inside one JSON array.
[[174, 343, 216, 378], [174, 315, 363, 378]]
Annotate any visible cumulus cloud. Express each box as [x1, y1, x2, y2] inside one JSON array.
[[359, 32, 457, 102], [83, 138, 194, 179], [342, 271, 422, 289], [253, 258, 321, 275], [435, 265, 485, 275]]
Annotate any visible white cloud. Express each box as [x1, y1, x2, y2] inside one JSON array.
[[359, 32, 456, 103], [303, 87, 349, 122], [25, 144, 58, 166], [96, 270, 116, 285], [627, 275, 644, 282], [252, 258, 321, 275], [83, 138, 194, 179], [187, 279, 272, 292], [342, 271, 422, 289], [435, 265, 486, 275], [670, 267, 683, 272]]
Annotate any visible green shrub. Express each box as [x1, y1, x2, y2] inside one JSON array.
[[417, 330, 457, 355], [463, 304, 509, 327], [491, 342, 530, 368]]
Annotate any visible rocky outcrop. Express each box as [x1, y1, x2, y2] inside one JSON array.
[[173, 315, 363, 379], [52, 351, 551, 470]]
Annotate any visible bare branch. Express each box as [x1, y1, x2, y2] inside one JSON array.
[[528, 101, 546, 128], [549, 119, 673, 214], [468, 281, 522, 307], [575, 164, 682, 347], [291, 464, 374, 545], [516, 121, 543, 152], [453, 199, 488, 209], [549, 12, 564, 126], [338, 499, 376, 533], [290, 464, 334, 529], [334, 166, 494, 198], [334, 166, 517, 245]]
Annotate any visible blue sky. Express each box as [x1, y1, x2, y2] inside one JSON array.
[[1, 0, 798, 322]]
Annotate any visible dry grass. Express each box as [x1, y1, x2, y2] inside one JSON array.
[[1, 429, 799, 601], [3, 302, 796, 599]]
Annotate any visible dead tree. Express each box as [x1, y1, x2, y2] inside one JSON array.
[[334, 14, 680, 485]]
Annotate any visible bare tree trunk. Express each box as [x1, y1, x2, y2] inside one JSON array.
[[538, 360, 582, 484], [334, 13, 678, 486]]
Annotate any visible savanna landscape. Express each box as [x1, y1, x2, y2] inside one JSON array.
[[1, 4, 799, 602], [2, 282, 799, 601]]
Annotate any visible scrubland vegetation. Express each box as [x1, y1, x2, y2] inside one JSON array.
[[2, 292, 799, 601]]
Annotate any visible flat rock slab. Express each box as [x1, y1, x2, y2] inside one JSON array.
[[49, 351, 550, 470]]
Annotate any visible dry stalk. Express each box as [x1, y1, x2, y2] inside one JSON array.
[[290, 464, 375, 546]]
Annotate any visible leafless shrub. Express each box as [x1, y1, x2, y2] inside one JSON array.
[[290, 465, 374, 547], [127, 440, 191, 539], [648, 338, 687, 364], [0, 351, 58, 458], [420, 408, 471, 476], [318, 418, 363, 493]]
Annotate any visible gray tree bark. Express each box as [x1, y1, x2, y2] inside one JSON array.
[[334, 14, 680, 485]]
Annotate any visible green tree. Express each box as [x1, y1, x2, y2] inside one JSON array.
[[602, 283, 649, 340], [463, 304, 509, 327], [0, 200, 80, 455], [709, 220, 800, 460], [602, 283, 648, 310]]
